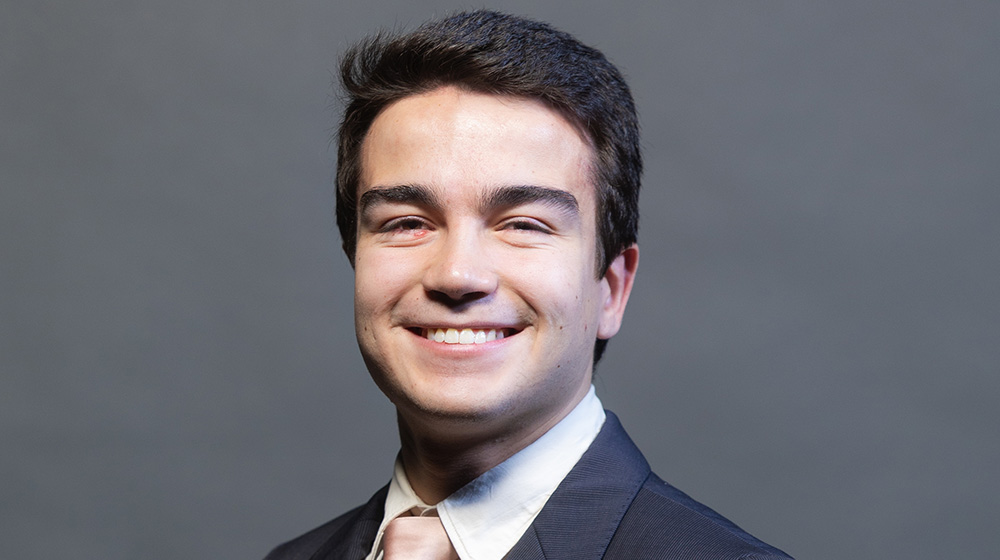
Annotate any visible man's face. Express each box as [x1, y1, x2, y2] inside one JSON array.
[[353, 86, 633, 436]]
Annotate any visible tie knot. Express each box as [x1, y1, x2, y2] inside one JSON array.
[[383, 514, 459, 560]]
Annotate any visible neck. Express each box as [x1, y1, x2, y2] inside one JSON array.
[[395, 395, 586, 504]]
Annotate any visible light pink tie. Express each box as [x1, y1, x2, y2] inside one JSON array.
[[382, 512, 459, 560]]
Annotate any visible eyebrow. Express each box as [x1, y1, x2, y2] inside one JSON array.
[[359, 184, 442, 216], [480, 185, 579, 218], [358, 183, 579, 220]]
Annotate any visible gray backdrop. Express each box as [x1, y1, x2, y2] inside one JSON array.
[[2, 1, 998, 558]]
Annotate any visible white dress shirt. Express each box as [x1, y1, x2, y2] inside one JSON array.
[[365, 385, 606, 560]]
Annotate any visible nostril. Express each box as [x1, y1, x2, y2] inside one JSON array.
[[426, 288, 492, 307]]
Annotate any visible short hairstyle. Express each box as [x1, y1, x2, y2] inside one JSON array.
[[336, 10, 641, 362]]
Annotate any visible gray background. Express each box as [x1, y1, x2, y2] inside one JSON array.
[[2, 1, 998, 558]]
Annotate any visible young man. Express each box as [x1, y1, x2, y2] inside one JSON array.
[[266, 10, 791, 560]]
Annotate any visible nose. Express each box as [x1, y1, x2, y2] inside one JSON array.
[[422, 231, 498, 305]]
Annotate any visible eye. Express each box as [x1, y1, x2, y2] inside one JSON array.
[[500, 218, 552, 233], [382, 217, 429, 232], [377, 216, 435, 240]]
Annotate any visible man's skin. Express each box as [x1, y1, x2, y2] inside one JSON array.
[[353, 85, 639, 505]]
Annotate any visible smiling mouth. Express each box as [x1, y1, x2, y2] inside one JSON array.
[[410, 327, 518, 345]]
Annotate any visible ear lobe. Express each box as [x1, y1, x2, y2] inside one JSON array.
[[597, 244, 639, 340]]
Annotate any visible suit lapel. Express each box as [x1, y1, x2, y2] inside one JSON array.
[[309, 485, 388, 560], [505, 412, 650, 560]]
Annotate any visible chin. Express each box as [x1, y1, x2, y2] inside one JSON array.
[[391, 378, 519, 424]]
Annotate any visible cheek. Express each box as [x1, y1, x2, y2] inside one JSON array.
[[354, 249, 418, 317], [512, 252, 601, 323]]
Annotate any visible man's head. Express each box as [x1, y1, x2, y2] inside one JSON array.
[[336, 10, 642, 363], [340, 11, 639, 434]]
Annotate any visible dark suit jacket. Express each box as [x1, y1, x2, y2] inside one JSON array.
[[264, 412, 793, 559]]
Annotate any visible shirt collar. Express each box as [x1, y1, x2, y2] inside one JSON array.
[[370, 386, 606, 560]]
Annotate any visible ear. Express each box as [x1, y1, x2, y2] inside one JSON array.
[[597, 244, 639, 340]]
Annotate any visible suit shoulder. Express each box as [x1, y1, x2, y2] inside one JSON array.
[[606, 473, 794, 559], [263, 484, 388, 560], [263, 504, 367, 560]]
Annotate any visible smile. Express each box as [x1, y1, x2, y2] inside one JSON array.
[[419, 327, 514, 344]]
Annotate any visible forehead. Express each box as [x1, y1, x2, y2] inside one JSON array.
[[359, 87, 595, 202]]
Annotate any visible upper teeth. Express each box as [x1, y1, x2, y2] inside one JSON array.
[[426, 328, 505, 344]]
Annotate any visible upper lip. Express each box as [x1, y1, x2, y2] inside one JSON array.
[[397, 309, 530, 332], [399, 315, 526, 330], [399, 318, 527, 334]]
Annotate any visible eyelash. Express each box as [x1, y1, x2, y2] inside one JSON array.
[[381, 217, 430, 233], [500, 218, 552, 233]]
